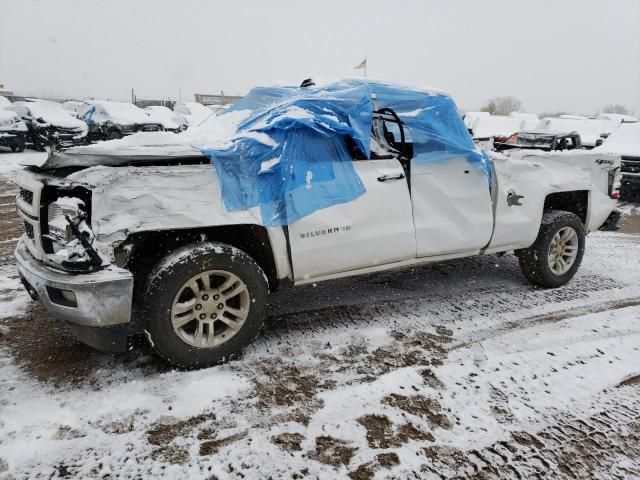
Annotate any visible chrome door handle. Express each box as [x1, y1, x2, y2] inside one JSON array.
[[377, 173, 405, 182]]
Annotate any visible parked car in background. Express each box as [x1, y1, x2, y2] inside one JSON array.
[[470, 115, 521, 150], [144, 106, 187, 132], [172, 101, 212, 127], [5, 100, 88, 150], [495, 130, 581, 152], [78, 100, 163, 140], [537, 117, 606, 148], [594, 122, 640, 196], [597, 113, 638, 136], [62, 100, 84, 116], [509, 112, 539, 130], [463, 111, 490, 130], [0, 109, 28, 152]]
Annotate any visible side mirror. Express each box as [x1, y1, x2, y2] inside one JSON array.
[[595, 138, 603, 147]]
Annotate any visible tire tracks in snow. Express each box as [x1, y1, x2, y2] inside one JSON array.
[[450, 297, 640, 353]]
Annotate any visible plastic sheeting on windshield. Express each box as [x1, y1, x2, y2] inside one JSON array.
[[201, 80, 491, 227]]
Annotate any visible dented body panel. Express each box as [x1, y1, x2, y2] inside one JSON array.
[[488, 151, 618, 252], [18, 148, 618, 280]]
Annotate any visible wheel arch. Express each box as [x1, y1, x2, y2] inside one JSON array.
[[118, 224, 281, 297], [543, 190, 588, 225]]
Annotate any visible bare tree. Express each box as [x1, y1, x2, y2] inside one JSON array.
[[480, 96, 523, 115], [601, 104, 631, 115]]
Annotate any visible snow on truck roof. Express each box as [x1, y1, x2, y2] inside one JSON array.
[[594, 122, 640, 156], [53, 80, 488, 227]]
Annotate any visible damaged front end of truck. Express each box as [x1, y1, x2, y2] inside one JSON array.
[[15, 167, 135, 351]]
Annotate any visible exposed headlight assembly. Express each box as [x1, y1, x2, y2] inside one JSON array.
[[45, 197, 104, 270]]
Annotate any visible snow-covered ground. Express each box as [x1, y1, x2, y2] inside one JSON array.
[[0, 151, 639, 479]]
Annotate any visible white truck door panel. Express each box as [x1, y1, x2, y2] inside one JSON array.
[[289, 159, 416, 281], [411, 157, 493, 257]]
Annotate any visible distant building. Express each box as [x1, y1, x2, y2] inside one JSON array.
[[194, 92, 242, 106]]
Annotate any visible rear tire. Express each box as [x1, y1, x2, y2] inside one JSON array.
[[142, 242, 268, 369], [517, 210, 585, 288]]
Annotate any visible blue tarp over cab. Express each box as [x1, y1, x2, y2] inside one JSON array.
[[201, 80, 491, 227]]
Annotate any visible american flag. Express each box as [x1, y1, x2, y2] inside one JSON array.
[[354, 57, 367, 70]]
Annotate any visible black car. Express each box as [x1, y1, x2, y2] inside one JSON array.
[[494, 130, 582, 152], [5, 100, 89, 150], [0, 110, 28, 152]]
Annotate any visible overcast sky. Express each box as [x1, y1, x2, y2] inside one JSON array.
[[1, 0, 639, 115]]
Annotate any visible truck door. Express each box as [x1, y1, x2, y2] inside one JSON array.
[[411, 157, 494, 257], [288, 154, 416, 282], [360, 107, 494, 259]]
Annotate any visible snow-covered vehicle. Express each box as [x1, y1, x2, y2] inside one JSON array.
[[62, 100, 84, 116], [144, 106, 187, 132], [494, 130, 581, 152], [462, 111, 489, 130], [597, 113, 638, 137], [0, 109, 28, 152], [537, 117, 607, 148], [5, 100, 88, 150], [594, 122, 640, 194], [172, 101, 212, 127], [509, 112, 539, 130], [14, 80, 620, 368], [470, 115, 521, 150], [78, 100, 163, 140]]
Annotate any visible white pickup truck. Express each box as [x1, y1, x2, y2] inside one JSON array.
[[14, 81, 621, 368]]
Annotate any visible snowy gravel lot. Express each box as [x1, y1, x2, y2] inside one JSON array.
[[0, 151, 639, 479]]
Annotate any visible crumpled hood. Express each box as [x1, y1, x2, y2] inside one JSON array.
[[63, 164, 260, 244], [37, 142, 205, 169]]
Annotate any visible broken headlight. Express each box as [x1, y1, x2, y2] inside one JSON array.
[[47, 197, 85, 253], [45, 197, 104, 270]]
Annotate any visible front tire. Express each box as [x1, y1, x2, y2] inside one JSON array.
[[517, 210, 585, 288], [142, 242, 268, 368]]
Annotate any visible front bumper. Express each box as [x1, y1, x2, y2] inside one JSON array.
[[15, 239, 134, 351]]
